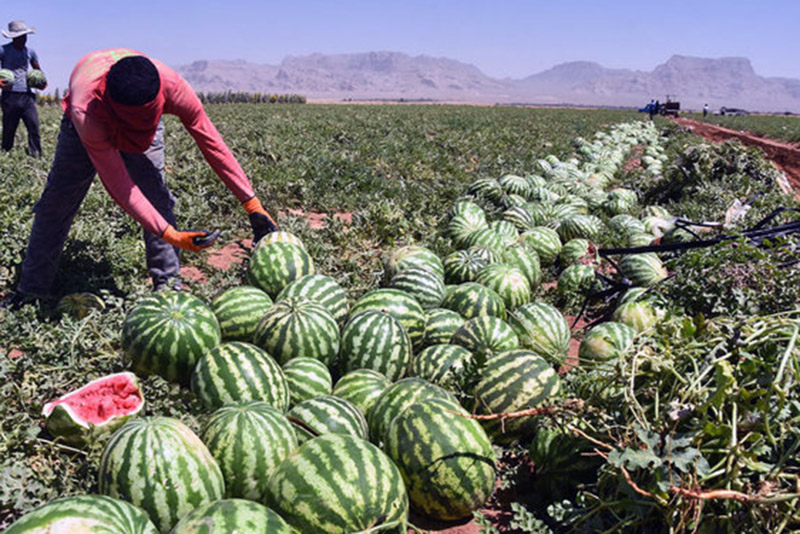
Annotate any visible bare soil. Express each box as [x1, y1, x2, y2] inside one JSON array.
[[673, 118, 800, 190]]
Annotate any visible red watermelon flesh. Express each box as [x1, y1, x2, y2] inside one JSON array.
[[42, 372, 144, 445]]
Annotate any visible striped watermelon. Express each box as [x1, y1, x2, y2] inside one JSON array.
[[497, 174, 532, 197], [502, 245, 542, 289], [473, 350, 561, 443], [447, 211, 488, 247], [560, 238, 592, 265], [642, 216, 674, 237], [508, 302, 571, 364], [608, 214, 646, 241], [386, 398, 496, 521], [265, 434, 409, 533], [443, 249, 490, 284], [490, 220, 520, 247], [0, 69, 15, 85], [441, 282, 507, 320], [283, 357, 333, 406], [256, 230, 304, 249], [332, 369, 393, 416], [463, 228, 505, 255], [368, 377, 456, 445], [191, 342, 290, 412], [448, 200, 486, 219], [421, 307, 465, 347], [451, 316, 520, 362], [247, 241, 314, 298], [211, 285, 273, 342], [627, 233, 656, 247], [612, 300, 660, 332], [498, 193, 528, 209], [524, 202, 554, 226], [42, 372, 143, 447], [641, 205, 672, 219], [529, 186, 560, 204], [389, 267, 445, 310], [475, 263, 532, 310], [578, 322, 637, 368], [172, 499, 294, 534], [525, 174, 547, 188], [467, 178, 503, 202], [122, 292, 221, 384], [201, 402, 297, 500], [619, 253, 668, 287], [467, 244, 502, 265], [557, 214, 603, 242], [26, 69, 47, 90], [253, 297, 340, 366], [339, 310, 412, 381], [287, 395, 368, 444], [408, 344, 473, 388], [99, 417, 225, 533], [384, 245, 445, 279], [349, 289, 426, 350], [520, 227, 562, 265], [5, 495, 158, 534], [275, 274, 350, 328], [557, 264, 601, 297], [502, 206, 535, 232]]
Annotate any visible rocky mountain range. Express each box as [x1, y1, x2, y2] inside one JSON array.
[[175, 52, 800, 112]]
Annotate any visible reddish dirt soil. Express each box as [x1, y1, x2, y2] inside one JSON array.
[[674, 118, 800, 190]]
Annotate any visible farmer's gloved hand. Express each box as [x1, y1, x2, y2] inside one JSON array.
[[243, 197, 279, 244], [161, 225, 219, 252]]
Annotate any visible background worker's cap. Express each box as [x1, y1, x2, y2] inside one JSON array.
[[3, 21, 35, 39]]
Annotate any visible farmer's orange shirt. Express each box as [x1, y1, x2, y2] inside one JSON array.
[[63, 48, 255, 236]]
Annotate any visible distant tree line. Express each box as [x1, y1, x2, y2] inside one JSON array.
[[35, 89, 306, 107]]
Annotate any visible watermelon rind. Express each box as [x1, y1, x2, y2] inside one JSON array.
[[349, 288, 426, 351], [339, 310, 412, 381], [211, 285, 273, 342], [287, 395, 368, 444], [508, 302, 571, 365], [276, 274, 350, 328], [283, 356, 333, 407], [42, 371, 144, 447], [247, 241, 314, 298], [332, 369, 393, 416]]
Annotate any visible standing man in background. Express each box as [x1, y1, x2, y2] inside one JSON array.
[[0, 20, 43, 157]]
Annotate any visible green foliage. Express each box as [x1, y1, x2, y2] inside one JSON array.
[[695, 112, 800, 144]]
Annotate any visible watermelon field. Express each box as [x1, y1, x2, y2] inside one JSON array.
[[2, 103, 800, 533]]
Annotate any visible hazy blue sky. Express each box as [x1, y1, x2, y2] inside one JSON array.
[[2, 1, 796, 92]]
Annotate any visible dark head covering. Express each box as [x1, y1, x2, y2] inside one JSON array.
[[107, 56, 160, 106]]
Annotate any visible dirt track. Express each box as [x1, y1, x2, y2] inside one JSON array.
[[673, 118, 800, 189]]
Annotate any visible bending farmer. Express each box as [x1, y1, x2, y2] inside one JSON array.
[[12, 49, 278, 301]]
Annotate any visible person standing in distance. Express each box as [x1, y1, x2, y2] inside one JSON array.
[[0, 20, 43, 157], [8, 49, 279, 306]]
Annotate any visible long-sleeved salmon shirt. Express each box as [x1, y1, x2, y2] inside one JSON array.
[[63, 49, 255, 235]]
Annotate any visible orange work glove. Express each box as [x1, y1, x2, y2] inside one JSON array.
[[243, 197, 279, 244], [161, 225, 220, 252]]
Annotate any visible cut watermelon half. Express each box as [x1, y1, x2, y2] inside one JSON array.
[[42, 372, 144, 447]]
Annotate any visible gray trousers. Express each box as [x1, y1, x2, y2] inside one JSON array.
[[18, 114, 180, 295], [1, 91, 41, 156]]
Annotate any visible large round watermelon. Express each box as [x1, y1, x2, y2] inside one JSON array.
[[247, 241, 314, 298], [26, 69, 47, 89], [349, 288, 426, 351], [451, 316, 520, 363], [99, 417, 225, 533], [473, 349, 561, 443], [368, 378, 456, 445], [339, 310, 412, 381], [421, 307, 465, 347], [388, 267, 445, 310], [332, 369, 393, 416], [441, 282, 507, 320], [265, 434, 409, 533], [408, 344, 473, 388], [122, 292, 221, 384], [191, 342, 290, 412], [384, 245, 445, 280], [386, 398, 496, 521], [508, 302, 571, 364], [211, 285, 273, 342], [201, 401, 297, 500], [283, 356, 333, 407], [5, 495, 158, 534], [275, 274, 350, 328], [578, 321, 637, 368], [475, 263, 532, 310], [171, 499, 294, 534], [42, 371, 144, 447], [287, 395, 368, 444], [252, 297, 340, 367]]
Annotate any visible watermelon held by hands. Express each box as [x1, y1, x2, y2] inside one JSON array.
[[26, 69, 47, 89], [0, 69, 14, 86], [42, 371, 144, 447], [4, 494, 159, 534], [122, 292, 221, 385]]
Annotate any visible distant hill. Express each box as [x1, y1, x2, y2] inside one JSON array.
[[175, 52, 800, 112]]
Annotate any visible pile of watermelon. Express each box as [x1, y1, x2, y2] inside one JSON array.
[[11, 119, 684, 533]]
